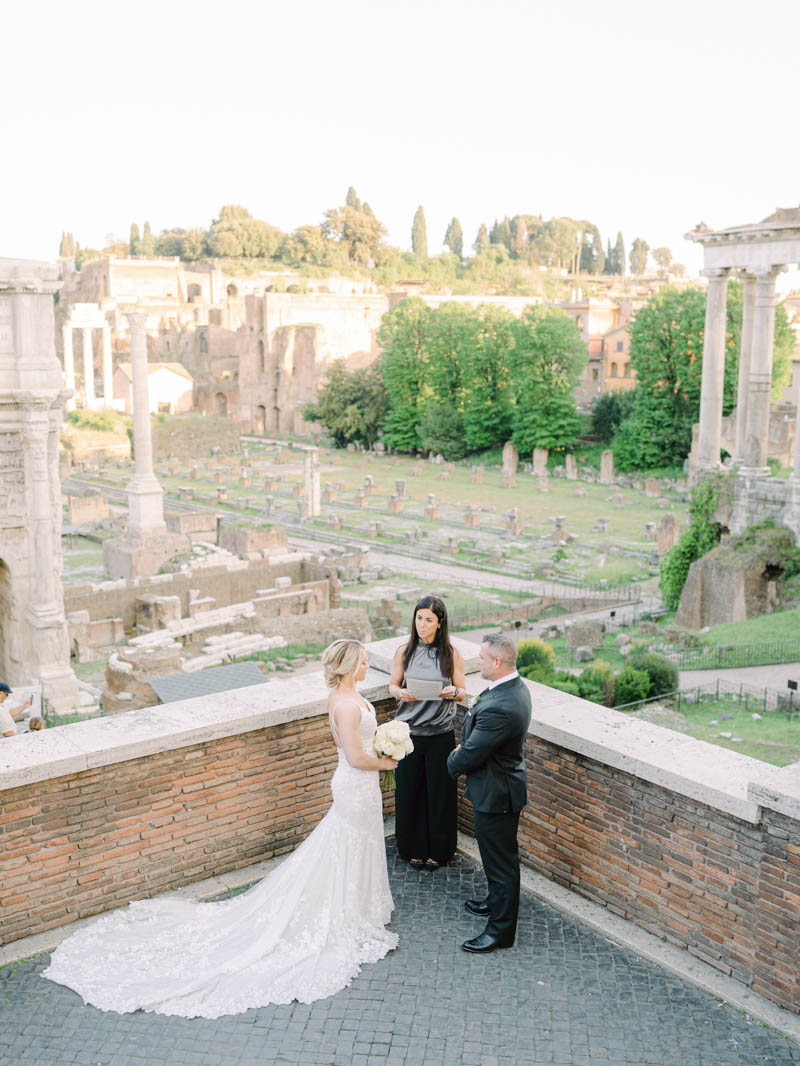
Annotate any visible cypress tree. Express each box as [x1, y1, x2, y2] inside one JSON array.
[[443, 217, 464, 258], [411, 206, 428, 258], [473, 224, 489, 254], [129, 223, 140, 256]]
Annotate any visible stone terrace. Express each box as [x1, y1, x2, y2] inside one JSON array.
[[2, 841, 800, 1066], [1, 637, 799, 1062]]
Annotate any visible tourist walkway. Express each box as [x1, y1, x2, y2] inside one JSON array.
[[1, 839, 798, 1066]]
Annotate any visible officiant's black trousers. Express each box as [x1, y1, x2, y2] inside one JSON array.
[[395, 730, 457, 864], [473, 808, 521, 945]]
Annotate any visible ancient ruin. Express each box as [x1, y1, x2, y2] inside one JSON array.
[[687, 207, 800, 540], [0, 258, 79, 712]]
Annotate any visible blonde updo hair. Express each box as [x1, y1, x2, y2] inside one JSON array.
[[322, 639, 365, 688]]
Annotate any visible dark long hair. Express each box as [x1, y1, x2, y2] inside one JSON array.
[[401, 595, 454, 683]]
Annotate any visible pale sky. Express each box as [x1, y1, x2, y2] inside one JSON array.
[[3, 0, 799, 284]]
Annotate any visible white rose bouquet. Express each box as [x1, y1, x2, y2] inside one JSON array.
[[373, 720, 414, 791]]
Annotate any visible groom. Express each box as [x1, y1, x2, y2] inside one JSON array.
[[447, 632, 532, 953]]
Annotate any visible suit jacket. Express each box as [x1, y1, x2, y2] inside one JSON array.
[[446, 676, 532, 814]]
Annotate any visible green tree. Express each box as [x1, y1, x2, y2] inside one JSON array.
[[140, 220, 155, 257], [510, 306, 586, 452], [614, 289, 709, 470], [534, 218, 578, 269], [378, 298, 430, 451], [629, 237, 649, 275], [614, 232, 626, 275], [207, 206, 284, 259], [614, 283, 794, 470], [418, 403, 468, 460], [590, 390, 635, 443], [490, 217, 513, 253], [473, 223, 490, 254], [182, 228, 207, 260], [59, 232, 76, 257], [129, 223, 140, 256], [652, 246, 673, 273], [345, 186, 362, 211], [460, 305, 515, 451], [579, 224, 605, 274], [323, 205, 385, 263], [155, 229, 187, 257], [443, 217, 464, 258], [303, 360, 387, 448], [411, 206, 428, 259]]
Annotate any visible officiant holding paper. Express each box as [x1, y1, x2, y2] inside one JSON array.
[[388, 596, 466, 870]]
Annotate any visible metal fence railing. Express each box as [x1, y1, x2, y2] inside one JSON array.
[[613, 678, 799, 716], [556, 638, 800, 672]]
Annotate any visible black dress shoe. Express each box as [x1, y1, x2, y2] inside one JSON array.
[[464, 899, 490, 916], [461, 932, 512, 954]]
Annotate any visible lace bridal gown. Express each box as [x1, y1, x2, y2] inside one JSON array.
[[43, 700, 398, 1018]]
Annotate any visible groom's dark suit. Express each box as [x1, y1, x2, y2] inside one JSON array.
[[447, 675, 532, 945]]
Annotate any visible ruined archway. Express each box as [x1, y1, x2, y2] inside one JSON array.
[[255, 405, 266, 436], [216, 392, 228, 415]]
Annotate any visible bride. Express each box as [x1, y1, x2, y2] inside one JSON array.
[[43, 639, 399, 1018]]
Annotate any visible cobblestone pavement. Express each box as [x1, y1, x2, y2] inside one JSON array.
[[2, 841, 798, 1066]]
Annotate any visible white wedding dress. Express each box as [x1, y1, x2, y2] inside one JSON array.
[[43, 699, 398, 1018]]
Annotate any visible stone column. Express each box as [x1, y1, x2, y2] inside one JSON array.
[[81, 326, 95, 408], [733, 273, 756, 462], [740, 266, 781, 476], [696, 268, 730, 474], [20, 402, 78, 714], [101, 324, 113, 407], [61, 323, 76, 409], [125, 311, 165, 536]]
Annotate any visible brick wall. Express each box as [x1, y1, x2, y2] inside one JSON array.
[[454, 718, 800, 1015], [0, 698, 395, 948]]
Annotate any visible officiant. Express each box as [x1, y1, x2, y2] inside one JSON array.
[[388, 596, 466, 870]]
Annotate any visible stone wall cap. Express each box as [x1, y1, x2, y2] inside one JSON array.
[[747, 763, 800, 820], [476, 676, 765, 823], [366, 634, 480, 675], [0, 664, 780, 825], [0, 670, 392, 790]]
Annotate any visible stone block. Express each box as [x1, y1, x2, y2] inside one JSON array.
[[533, 448, 549, 477], [502, 441, 519, 474], [566, 620, 605, 649], [574, 646, 594, 662], [565, 454, 577, 481], [599, 449, 614, 484]]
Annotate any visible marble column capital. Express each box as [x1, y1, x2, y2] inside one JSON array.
[[751, 265, 784, 283], [700, 267, 731, 281], [124, 310, 148, 331]]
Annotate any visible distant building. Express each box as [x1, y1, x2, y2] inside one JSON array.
[[600, 323, 635, 392], [114, 362, 194, 415]]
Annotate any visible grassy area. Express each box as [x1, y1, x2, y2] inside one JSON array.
[[675, 697, 800, 766], [699, 608, 800, 647]]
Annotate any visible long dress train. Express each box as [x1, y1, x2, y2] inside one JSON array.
[[43, 700, 397, 1018]]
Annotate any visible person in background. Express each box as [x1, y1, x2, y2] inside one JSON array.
[[28, 717, 45, 732], [388, 596, 466, 871], [0, 683, 33, 738]]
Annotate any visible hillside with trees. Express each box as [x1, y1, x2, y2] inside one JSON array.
[[60, 189, 674, 295]]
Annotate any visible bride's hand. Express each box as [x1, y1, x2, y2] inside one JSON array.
[[378, 757, 398, 771]]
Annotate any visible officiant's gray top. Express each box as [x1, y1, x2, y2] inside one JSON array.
[[397, 644, 456, 736]]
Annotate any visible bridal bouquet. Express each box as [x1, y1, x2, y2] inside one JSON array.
[[373, 720, 414, 791]]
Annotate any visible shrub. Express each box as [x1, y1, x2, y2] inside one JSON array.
[[66, 409, 117, 432], [626, 651, 678, 697], [659, 479, 722, 608], [614, 666, 652, 707], [547, 672, 582, 697], [577, 660, 615, 706], [516, 638, 555, 677]]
